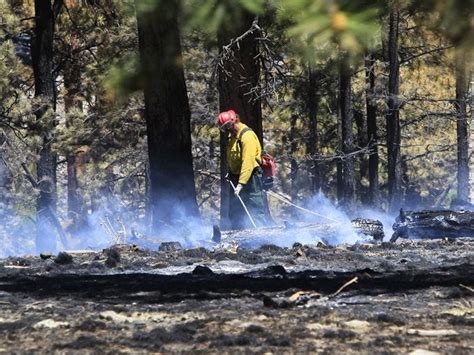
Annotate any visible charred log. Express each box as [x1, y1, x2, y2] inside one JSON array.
[[0, 263, 471, 299], [391, 209, 474, 242]]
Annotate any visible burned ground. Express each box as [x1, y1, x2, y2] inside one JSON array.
[[0, 239, 473, 353]]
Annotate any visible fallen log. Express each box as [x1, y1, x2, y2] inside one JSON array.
[[0, 263, 471, 299], [391, 209, 474, 242]]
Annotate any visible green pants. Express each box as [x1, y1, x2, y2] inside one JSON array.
[[228, 168, 274, 230]]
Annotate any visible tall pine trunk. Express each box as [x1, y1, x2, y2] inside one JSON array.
[[455, 48, 469, 201], [365, 52, 380, 206], [64, 61, 86, 231], [386, 8, 402, 212], [31, 0, 61, 252], [217, 13, 261, 229], [306, 67, 320, 195], [354, 108, 368, 203], [0, 132, 11, 213], [289, 114, 299, 203], [338, 57, 356, 210], [470, 70, 474, 202], [136, 0, 200, 232]]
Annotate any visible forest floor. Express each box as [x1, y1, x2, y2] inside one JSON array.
[[0, 239, 473, 353]]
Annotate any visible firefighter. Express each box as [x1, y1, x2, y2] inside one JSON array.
[[217, 109, 274, 229]]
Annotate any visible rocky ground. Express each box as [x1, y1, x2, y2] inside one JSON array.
[[0, 238, 473, 353]]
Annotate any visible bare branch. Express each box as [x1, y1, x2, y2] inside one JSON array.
[[21, 162, 38, 188], [310, 146, 373, 163], [402, 144, 455, 162], [53, 0, 64, 20], [401, 45, 452, 64]]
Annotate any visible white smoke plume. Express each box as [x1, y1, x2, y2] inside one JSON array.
[[1, 188, 395, 257]]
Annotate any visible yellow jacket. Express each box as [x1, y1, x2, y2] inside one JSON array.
[[227, 123, 261, 185]]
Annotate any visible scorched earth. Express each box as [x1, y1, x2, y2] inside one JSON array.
[[0, 238, 473, 353]]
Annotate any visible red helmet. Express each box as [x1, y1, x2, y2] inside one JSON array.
[[217, 110, 237, 132]]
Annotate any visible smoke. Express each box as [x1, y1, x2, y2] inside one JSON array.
[[147, 201, 213, 248], [0, 214, 36, 258], [295, 192, 359, 244], [1, 186, 398, 258], [0, 193, 214, 257], [230, 191, 376, 250], [69, 207, 123, 250], [67, 201, 213, 252]]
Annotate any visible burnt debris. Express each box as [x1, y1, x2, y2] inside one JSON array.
[[351, 218, 384, 241], [54, 252, 73, 265], [391, 209, 474, 242], [103, 248, 121, 268], [159, 242, 183, 252]]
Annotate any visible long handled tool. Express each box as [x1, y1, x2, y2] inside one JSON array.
[[228, 180, 257, 228], [266, 190, 339, 223]]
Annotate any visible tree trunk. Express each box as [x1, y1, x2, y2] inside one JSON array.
[[31, 0, 61, 252], [136, 0, 200, 233], [0, 132, 11, 213], [289, 114, 298, 203], [470, 70, 474, 203], [217, 12, 261, 229], [64, 61, 86, 231], [306, 67, 320, 195], [354, 108, 368, 203], [365, 52, 380, 206], [386, 8, 402, 212], [455, 48, 469, 201], [338, 57, 356, 210]]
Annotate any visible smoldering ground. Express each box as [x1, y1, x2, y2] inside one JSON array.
[[0, 234, 472, 353], [0, 189, 394, 257], [0, 188, 472, 354]]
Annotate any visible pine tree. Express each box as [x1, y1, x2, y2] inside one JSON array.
[[338, 56, 356, 209], [386, 5, 402, 212], [31, 0, 63, 252], [365, 51, 380, 205], [136, 0, 201, 233]]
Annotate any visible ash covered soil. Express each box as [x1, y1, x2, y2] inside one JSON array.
[[0, 239, 473, 353]]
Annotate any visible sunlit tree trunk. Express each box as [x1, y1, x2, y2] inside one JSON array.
[[217, 12, 261, 229], [455, 48, 469, 201], [136, 0, 200, 232], [64, 60, 87, 231], [0, 132, 11, 212]]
